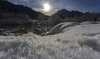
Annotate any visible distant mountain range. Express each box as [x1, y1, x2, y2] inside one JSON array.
[[0, 0, 44, 19], [0, 0, 84, 19], [0, 0, 99, 25]]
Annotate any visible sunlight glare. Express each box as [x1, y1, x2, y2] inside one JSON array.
[[44, 3, 51, 12]]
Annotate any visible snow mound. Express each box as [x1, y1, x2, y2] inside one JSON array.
[[46, 22, 79, 35]]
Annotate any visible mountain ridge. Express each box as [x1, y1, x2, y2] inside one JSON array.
[[53, 9, 83, 19], [0, 0, 47, 25], [0, 0, 45, 19]]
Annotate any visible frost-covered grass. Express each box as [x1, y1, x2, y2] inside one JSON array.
[[0, 21, 100, 59]]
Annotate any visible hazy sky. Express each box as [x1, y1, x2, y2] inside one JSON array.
[[8, 0, 100, 15]]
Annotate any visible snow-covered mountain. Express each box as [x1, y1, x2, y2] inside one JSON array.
[[0, 21, 100, 59]]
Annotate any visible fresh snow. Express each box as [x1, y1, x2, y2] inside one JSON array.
[[0, 21, 100, 59]]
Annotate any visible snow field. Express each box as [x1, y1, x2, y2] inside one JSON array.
[[0, 21, 100, 59]]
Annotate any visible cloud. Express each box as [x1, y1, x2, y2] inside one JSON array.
[[61, 0, 100, 12], [33, 8, 59, 15]]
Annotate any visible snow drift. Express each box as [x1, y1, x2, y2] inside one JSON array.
[[46, 22, 79, 35]]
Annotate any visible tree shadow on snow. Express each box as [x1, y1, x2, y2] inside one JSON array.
[[79, 39, 100, 52], [82, 32, 100, 36]]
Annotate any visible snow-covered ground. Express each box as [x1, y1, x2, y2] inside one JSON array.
[[0, 21, 100, 59]]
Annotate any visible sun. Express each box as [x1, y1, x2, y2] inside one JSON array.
[[43, 3, 51, 12]]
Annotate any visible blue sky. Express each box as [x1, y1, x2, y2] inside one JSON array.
[[8, 0, 100, 15]]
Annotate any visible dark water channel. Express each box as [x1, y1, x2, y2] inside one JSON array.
[[0, 24, 55, 35]]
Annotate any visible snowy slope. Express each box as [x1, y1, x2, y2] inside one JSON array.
[[0, 21, 100, 59]]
